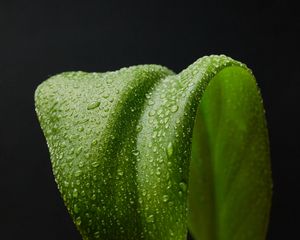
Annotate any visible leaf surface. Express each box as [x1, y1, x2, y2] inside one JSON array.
[[35, 55, 272, 240]]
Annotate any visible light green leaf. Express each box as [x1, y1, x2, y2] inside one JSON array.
[[35, 55, 272, 240]]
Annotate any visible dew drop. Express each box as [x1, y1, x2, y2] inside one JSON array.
[[73, 188, 78, 198], [106, 78, 113, 84], [75, 217, 81, 226], [75, 147, 82, 156], [170, 104, 179, 113], [152, 131, 158, 138], [94, 231, 100, 238], [132, 149, 140, 156], [148, 110, 155, 116], [74, 204, 79, 213], [163, 195, 169, 202], [87, 101, 100, 110], [148, 100, 154, 106], [75, 170, 82, 177], [117, 169, 124, 176], [91, 139, 98, 146], [92, 194, 96, 200], [146, 215, 154, 223], [64, 181, 69, 187], [179, 182, 187, 192], [166, 142, 173, 157], [92, 162, 99, 168], [136, 124, 143, 132]]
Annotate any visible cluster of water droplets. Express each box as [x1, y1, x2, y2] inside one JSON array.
[[35, 55, 250, 239], [132, 55, 250, 238], [35, 65, 176, 239]]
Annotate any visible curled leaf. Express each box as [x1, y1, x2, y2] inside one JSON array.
[[35, 55, 272, 240]]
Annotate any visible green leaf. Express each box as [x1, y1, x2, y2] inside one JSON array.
[[35, 55, 272, 240]]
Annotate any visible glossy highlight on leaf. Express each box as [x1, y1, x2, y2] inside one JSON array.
[[35, 55, 272, 240]]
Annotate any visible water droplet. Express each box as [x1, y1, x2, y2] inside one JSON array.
[[136, 124, 143, 132], [46, 129, 52, 135], [75, 170, 82, 177], [117, 169, 124, 176], [92, 194, 96, 200], [64, 181, 69, 187], [170, 104, 179, 113], [179, 182, 187, 192], [74, 204, 79, 213], [148, 100, 154, 106], [152, 131, 158, 138], [92, 162, 99, 168], [73, 188, 78, 198], [160, 93, 166, 99], [75, 217, 81, 226], [75, 147, 82, 156], [163, 195, 169, 202], [166, 142, 173, 157], [94, 231, 100, 238], [148, 110, 155, 116], [87, 101, 100, 110], [132, 149, 139, 156], [106, 78, 113, 84], [146, 214, 154, 223], [153, 146, 157, 153], [88, 219, 93, 226]]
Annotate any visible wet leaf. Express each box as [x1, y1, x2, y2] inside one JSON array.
[[35, 55, 272, 240]]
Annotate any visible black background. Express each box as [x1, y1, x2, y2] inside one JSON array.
[[0, 0, 299, 239]]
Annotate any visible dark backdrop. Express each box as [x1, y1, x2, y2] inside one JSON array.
[[0, 0, 299, 239]]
